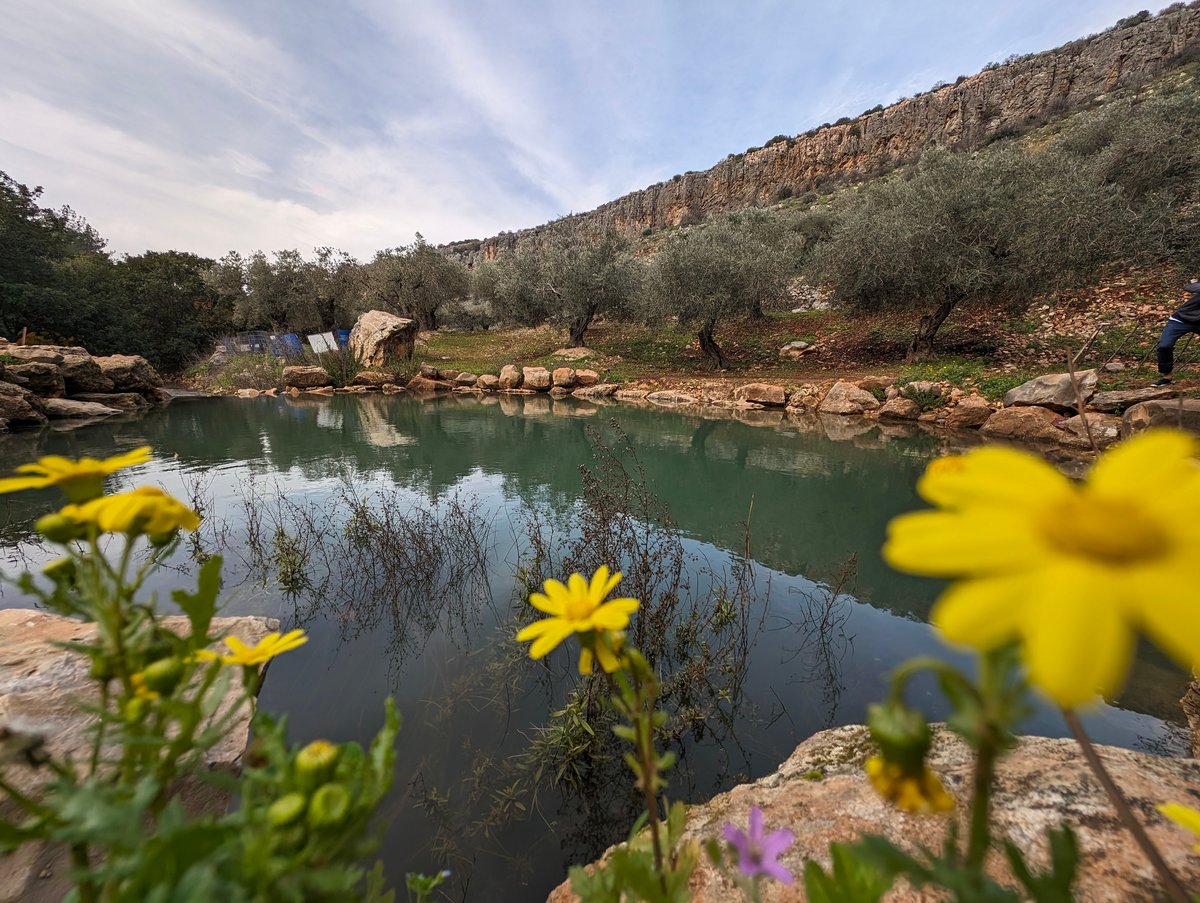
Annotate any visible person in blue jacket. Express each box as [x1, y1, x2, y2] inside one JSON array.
[[1154, 278, 1200, 385]]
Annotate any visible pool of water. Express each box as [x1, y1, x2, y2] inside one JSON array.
[[0, 394, 1187, 901]]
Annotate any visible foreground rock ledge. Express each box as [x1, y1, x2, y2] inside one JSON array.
[[0, 609, 280, 903], [548, 725, 1200, 902]]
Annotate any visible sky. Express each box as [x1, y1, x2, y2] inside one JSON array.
[[1, 0, 1161, 260]]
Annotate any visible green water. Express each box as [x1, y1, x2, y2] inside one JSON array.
[[0, 394, 1187, 901]]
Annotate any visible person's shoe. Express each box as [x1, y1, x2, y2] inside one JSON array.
[[1153, 377, 1173, 386]]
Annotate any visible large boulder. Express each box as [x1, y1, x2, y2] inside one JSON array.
[[498, 365, 523, 390], [1090, 387, 1179, 414], [522, 367, 552, 390], [5, 362, 66, 398], [575, 369, 600, 387], [41, 398, 120, 419], [546, 724, 1200, 903], [94, 354, 164, 394], [350, 370, 392, 387], [1003, 370, 1097, 413], [572, 384, 618, 400], [58, 349, 113, 393], [552, 367, 577, 389], [455, 372, 479, 387], [69, 392, 151, 412], [981, 405, 1088, 447], [818, 380, 880, 415], [876, 396, 921, 420], [945, 395, 994, 429], [477, 374, 500, 390], [348, 310, 417, 368], [732, 383, 787, 407], [1122, 398, 1200, 436], [406, 375, 451, 393], [282, 365, 332, 389], [0, 383, 48, 426], [1058, 412, 1123, 449], [0, 610, 278, 903], [1, 345, 63, 365]]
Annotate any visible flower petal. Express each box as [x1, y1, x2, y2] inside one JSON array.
[[589, 599, 639, 630], [0, 475, 53, 494], [528, 620, 575, 660], [884, 509, 1045, 578], [1023, 565, 1135, 707], [931, 572, 1031, 651], [918, 446, 1071, 510], [1087, 429, 1198, 499], [588, 565, 622, 604], [529, 592, 564, 616]]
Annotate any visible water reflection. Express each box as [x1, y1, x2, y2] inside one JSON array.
[[0, 394, 1189, 902]]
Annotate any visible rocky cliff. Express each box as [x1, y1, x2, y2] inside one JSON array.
[[447, 5, 1200, 267]]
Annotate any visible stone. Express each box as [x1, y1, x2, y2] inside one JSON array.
[[551, 347, 597, 360], [546, 724, 1200, 903], [944, 395, 994, 429], [1057, 412, 1123, 448], [0, 382, 48, 426], [150, 388, 174, 407], [779, 340, 812, 358], [5, 362, 66, 398], [57, 350, 113, 394], [1122, 398, 1200, 437], [876, 396, 921, 420], [69, 392, 150, 412], [1002, 370, 1097, 413], [981, 405, 1088, 446], [305, 386, 335, 396], [572, 384, 619, 400], [498, 365, 523, 390], [552, 367, 577, 389], [522, 367, 552, 390], [856, 375, 894, 393], [382, 384, 404, 394], [1090, 387, 1180, 414], [282, 365, 332, 389], [347, 309, 416, 368], [818, 381, 881, 415], [548, 386, 570, 398], [787, 384, 823, 410], [614, 389, 648, 402], [1183, 680, 1200, 758], [646, 390, 698, 406], [419, 363, 441, 379], [575, 369, 600, 387], [350, 370, 392, 387], [41, 398, 120, 419], [1, 346, 62, 365], [477, 374, 500, 390], [900, 379, 943, 400], [94, 354, 164, 394], [1104, 361, 1127, 372], [235, 388, 260, 398], [732, 383, 787, 407], [406, 375, 451, 393], [0, 610, 279, 903], [455, 372, 479, 387]]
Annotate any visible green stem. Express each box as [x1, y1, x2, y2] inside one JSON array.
[[634, 706, 667, 888], [71, 844, 97, 903], [1062, 709, 1189, 903], [965, 740, 996, 871]]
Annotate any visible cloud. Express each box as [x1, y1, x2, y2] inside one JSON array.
[[0, 0, 1159, 258]]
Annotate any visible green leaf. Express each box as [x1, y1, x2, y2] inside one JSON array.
[[803, 842, 896, 903], [1004, 826, 1078, 902], [172, 555, 223, 642]]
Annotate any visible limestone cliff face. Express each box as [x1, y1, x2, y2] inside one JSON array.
[[447, 5, 1200, 266]]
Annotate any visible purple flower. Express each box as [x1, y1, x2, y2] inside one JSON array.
[[723, 806, 795, 884]]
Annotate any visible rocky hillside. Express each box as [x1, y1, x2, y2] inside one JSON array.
[[446, 4, 1200, 266]]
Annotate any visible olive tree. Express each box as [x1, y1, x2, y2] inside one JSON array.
[[541, 227, 641, 347], [645, 218, 793, 369], [811, 145, 1127, 360], [364, 235, 469, 331]]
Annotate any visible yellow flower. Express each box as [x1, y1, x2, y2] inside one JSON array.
[[129, 672, 160, 701], [61, 487, 200, 536], [196, 630, 308, 666], [515, 567, 639, 674], [1158, 802, 1200, 852], [0, 446, 151, 503], [883, 429, 1200, 708], [865, 755, 954, 814]]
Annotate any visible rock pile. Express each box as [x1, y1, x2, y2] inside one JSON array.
[[0, 341, 169, 431], [403, 364, 615, 402]]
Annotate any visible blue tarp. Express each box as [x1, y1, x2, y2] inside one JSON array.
[[335, 329, 351, 348]]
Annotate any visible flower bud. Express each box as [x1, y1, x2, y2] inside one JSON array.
[[295, 739, 339, 791], [122, 697, 149, 723], [42, 557, 78, 585], [267, 792, 307, 828], [867, 700, 932, 773], [36, 513, 82, 544], [141, 657, 185, 695], [307, 782, 351, 829]]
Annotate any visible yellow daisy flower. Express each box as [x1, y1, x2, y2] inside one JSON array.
[[865, 755, 955, 814], [516, 567, 639, 674], [196, 630, 309, 666], [1159, 802, 1200, 852], [61, 487, 201, 536], [0, 446, 151, 503], [884, 429, 1200, 708]]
